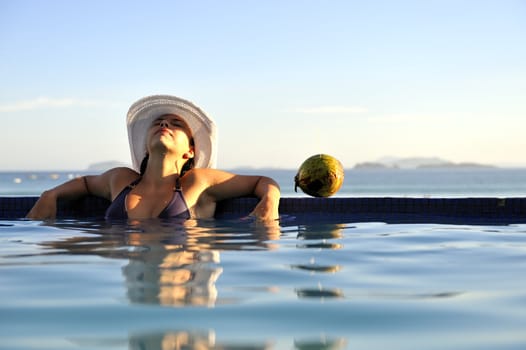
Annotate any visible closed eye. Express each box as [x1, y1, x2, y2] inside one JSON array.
[[169, 119, 185, 127], [152, 117, 186, 128]]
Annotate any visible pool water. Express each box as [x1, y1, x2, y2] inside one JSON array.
[[1, 218, 526, 349]]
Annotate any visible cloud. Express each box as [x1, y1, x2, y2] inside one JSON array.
[[294, 106, 368, 114], [0, 97, 98, 112]]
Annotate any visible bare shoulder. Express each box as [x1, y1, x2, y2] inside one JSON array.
[[180, 168, 234, 200], [184, 168, 234, 180], [107, 166, 138, 177], [182, 168, 222, 181], [98, 167, 140, 199], [110, 166, 139, 182], [97, 167, 136, 182]]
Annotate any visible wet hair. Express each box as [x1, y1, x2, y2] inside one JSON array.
[[181, 156, 195, 175], [139, 155, 149, 176], [139, 138, 195, 176]]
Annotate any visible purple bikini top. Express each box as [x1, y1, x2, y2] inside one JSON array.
[[104, 178, 190, 220]]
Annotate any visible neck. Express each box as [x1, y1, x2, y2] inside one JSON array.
[[141, 153, 186, 185]]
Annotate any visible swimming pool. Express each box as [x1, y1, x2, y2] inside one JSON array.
[[1, 217, 525, 349]]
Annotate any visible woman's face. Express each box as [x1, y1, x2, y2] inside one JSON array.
[[147, 114, 194, 155]]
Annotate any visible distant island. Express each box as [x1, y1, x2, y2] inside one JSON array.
[[354, 157, 496, 169]]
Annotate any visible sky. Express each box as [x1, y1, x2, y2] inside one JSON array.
[[1, 0, 525, 170]]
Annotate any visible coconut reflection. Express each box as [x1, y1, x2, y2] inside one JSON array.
[[296, 223, 346, 241], [293, 223, 346, 301], [295, 223, 348, 250]]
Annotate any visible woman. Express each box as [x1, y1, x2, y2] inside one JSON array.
[[26, 95, 280, 221]]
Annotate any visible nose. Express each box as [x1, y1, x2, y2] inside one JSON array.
[[159, 119, 169, 128]]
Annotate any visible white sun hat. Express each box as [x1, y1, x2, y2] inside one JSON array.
[[126, 95, 217, 171]]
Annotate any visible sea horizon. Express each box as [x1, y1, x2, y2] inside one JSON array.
[[3, 167, 526, 198]]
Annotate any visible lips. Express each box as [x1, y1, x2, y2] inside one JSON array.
[[156, 127, 172, 136]]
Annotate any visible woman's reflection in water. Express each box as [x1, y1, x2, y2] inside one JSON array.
[[42, 217, 281, 307], [36, 220, 351, 349], [122, 218, 280, 307], [123, 244, 222, 307], [128, 329, 347, 350], [129, 330, 274, 350]]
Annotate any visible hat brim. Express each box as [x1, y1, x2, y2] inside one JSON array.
[[127, 95, 217, 171]]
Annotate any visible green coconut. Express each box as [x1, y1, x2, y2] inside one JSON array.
[[294, 154, 345, 197]]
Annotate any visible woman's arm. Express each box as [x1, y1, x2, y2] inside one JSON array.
[[247, 176, 281, 221], [193, 169, 281, 221], [26, 167, 136, 220]]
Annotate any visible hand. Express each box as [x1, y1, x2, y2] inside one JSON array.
[[249, 194, 280, 222], [243, 206, 281, 242], [26, 191, 58, 220]]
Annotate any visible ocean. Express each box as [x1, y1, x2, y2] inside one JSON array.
[[2, 167, 526, 197]]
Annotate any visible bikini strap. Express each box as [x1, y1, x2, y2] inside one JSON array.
[[175, 176, 182, 191]]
